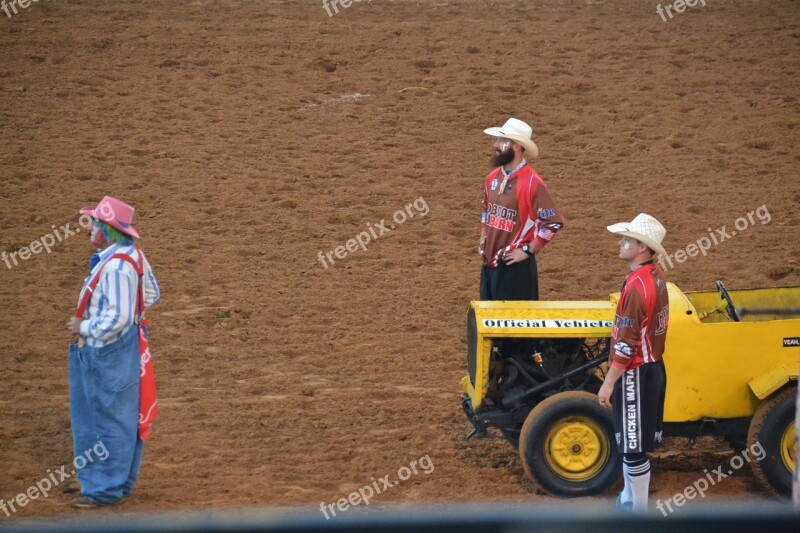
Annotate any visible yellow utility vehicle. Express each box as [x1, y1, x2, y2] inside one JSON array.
[[461, 281, 799, 497]]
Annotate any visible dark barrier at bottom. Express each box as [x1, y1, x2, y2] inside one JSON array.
[[1, 502, 799, 532]]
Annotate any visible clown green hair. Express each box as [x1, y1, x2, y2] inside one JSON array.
[[93, 218, 133, 246]]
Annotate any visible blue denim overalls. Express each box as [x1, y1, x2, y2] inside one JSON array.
[[68, 324, 143, 503]]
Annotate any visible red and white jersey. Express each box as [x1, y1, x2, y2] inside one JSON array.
[[610, 261, 669, 370], [480, 164, 564, 267]]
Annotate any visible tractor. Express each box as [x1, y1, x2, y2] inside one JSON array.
[[461, 281, 799, 497]]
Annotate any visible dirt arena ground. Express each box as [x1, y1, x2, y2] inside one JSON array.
[[1, 0, 798, 521]]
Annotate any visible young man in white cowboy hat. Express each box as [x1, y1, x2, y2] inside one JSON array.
[[66, 196, 160, 508], [479, 117, 564, 356], [599, 213, 669, 512]]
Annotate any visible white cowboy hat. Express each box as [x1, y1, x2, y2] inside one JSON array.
[[607, 213, 667, 258], [484, 117, 539, 158]]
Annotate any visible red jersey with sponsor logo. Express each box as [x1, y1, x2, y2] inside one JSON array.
[[480, 164, 564, 267], [610, 261, 669, 370]]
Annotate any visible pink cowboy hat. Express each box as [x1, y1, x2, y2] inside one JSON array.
[[80, 196, 140, 239]]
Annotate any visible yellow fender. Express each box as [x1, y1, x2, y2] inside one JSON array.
[[748, 364, 798, 400]]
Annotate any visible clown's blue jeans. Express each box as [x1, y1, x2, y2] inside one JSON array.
[[69, 325, 143, 503]]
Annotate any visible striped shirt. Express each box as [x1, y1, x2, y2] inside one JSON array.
[[77, 244, 160, 348]]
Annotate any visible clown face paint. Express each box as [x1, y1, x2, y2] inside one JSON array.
[[618, 236, 639, 261], [490, 139, 515, 167], [90, 221, 106, 248]]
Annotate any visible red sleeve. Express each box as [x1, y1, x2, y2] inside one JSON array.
[[482, 180, 489, 229], [531, 181, 564, 248], [610, 283, 647, 369]]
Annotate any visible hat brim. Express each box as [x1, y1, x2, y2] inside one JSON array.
[[607, 223, 666, 258], [484, 127, 539, 158], [79, 205, 140, 239]]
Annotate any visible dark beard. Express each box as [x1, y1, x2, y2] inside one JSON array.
[[490, 148, 514, 168]]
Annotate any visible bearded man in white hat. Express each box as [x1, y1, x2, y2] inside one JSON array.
[[479, 117, 564, 355], [599, 213, 669, 513]]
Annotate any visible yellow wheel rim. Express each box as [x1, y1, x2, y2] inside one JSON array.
[[780, 421, 796, 473], [544, 416, 609, 481]]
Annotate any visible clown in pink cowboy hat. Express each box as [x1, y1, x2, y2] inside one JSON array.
[[66, 196, 160, 508]]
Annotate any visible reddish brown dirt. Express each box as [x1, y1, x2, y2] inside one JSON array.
[[1, 0, 798, 521]]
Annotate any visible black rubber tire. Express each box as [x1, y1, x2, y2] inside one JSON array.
[[519, 391, 621, 496], [747, 386, 796, 498]]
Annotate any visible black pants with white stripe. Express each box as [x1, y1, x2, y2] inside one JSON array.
[[612, 359, 667, 453]]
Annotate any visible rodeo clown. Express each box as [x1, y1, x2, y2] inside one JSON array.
[[479, 117, 564, 300], [66, 196, 160, 508], [598, 213, 669, 512]]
